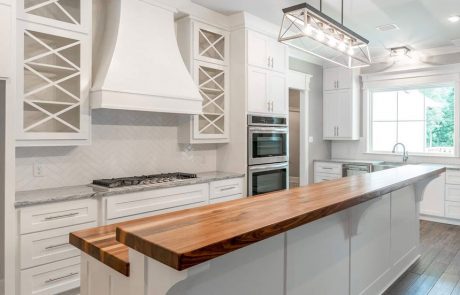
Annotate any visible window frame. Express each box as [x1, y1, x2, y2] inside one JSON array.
[[366, 81, 459, 158]]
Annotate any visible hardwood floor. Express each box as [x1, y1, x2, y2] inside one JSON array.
[[385, 220, 460, 295]]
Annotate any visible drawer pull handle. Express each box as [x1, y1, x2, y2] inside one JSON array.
[[44, 212, 79, 221], [45, 272, 78, 284], [220, 187, 235, 192], [45, 243, 69, 250], [321, 167, 333, 170]]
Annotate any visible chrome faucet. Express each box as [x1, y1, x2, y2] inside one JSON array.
[[392, 143, 409, 163]]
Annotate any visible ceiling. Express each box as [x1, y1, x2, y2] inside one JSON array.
[[191, 0, 460, 59]]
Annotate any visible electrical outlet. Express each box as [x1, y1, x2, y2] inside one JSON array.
[[33, 160, 44, 177]]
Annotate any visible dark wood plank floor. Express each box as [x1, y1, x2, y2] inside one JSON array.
[[385, 220, 460, 295]]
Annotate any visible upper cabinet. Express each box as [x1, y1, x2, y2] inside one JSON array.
[[16, 0, 91, 146], [247, 30, 288, 116], [18, 0, 90, 33], [248, 30, 287, 73], [176, 18, 230, 144], [323, 67, 360, 140], [194, 23, 229, 66]]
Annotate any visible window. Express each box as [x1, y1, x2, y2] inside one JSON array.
[[369, 85, 456, 156]]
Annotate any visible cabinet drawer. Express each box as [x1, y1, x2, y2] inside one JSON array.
[[314, 173, 342, 183], [314, 162, 342, 175], [446, 184, 460, 202], [209, 178, 243, 200], [19, 199, 97, 234], [20, 256, 80, 295], [446, 169, 460, 185], [446, 201, 460, 219], [105, 184, 209, 220], [209, 194, 245, 204], [20, 222, 96, 270]]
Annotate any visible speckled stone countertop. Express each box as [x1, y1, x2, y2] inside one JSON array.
[[314, 159, 385, 165], [15, 171, 245, 208]]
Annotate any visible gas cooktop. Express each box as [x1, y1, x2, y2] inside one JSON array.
[[92, 172, 197, 188]]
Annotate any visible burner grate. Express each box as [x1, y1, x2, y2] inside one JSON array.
[[93, 172, 198, 188]]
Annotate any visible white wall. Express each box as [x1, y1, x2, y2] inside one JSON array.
[[16, 110, 217, 191], [289, 58, 331, 183]]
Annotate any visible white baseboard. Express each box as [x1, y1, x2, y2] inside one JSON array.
[[420, 214, 460, 226]]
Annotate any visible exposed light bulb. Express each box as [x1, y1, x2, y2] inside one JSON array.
[[316, 30, 325, 41], [448, 15, 460, 23], [328, 37, 337, 47], [347, 47, 354, 55], [303, 24, 313, 35]]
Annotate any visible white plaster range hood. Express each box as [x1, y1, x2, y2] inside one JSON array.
[[91, 0, 202, 114]]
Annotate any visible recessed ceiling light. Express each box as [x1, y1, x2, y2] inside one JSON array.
[[390, 46, 410, 57], [448, 15, 460, 23]]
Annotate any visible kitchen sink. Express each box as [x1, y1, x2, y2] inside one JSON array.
[[373, 161, 413, 171]]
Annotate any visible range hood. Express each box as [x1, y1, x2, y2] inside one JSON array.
[[91, 0, 202, 114]]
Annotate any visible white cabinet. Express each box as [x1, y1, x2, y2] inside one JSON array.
[[103, 184, 209, 223], [17, 0, 90, 34], [0, 4, 11, 78], [420, 173, 445, 217], [248, 30, 286, 73], [176, 18, 230, 143], [15, 0, 91, 146], [323, 67, 360, 140], [323, 67, 353, 91], [247, 66, 287, 115], [313, 161, 342, 183], [323, 89, 358, 140]]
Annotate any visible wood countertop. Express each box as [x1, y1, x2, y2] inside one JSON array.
[[116, 165, 444, 270], [71, 165, 444, 274]]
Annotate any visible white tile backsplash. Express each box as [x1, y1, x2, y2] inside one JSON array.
[[16, 110, 217, 191]]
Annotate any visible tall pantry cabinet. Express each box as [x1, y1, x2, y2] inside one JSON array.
[[16, 0, 91, 146]]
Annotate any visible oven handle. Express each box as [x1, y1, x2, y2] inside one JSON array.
[[249, 163, 288, 171], [249, 127, 288, 133]]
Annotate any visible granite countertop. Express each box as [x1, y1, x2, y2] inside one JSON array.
[[15, 171, 245, 208], [315, 159, 385, 165]]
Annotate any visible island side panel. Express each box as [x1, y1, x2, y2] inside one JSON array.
[[164, 233, 286, 295], [286, 210, 350, 295]]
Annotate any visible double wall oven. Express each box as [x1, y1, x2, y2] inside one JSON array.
[[248, 115, 289, 196]]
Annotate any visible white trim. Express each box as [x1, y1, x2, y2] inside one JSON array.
[[288, 70, 312, 186]]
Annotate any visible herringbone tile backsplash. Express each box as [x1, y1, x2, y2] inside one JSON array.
[[16, 110, 217, 191]]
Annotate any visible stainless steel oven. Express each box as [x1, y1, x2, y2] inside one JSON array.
[[248, 162, 289, 196], [248, 115, 288, 165]]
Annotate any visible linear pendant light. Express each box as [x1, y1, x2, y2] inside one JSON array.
[[279, 1, 372, 68]]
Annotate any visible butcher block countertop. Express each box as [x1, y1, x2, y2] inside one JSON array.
[[71, 165, 444, 274]]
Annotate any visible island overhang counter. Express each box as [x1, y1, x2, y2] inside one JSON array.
[[70, 164, 445, 295]]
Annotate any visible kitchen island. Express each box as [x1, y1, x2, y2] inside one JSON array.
[[71, 165, 444, 295]]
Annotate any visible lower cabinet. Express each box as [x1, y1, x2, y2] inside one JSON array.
[[313, 161, 343, 183], [420, 170, 460, 222], [20, 257, 81, 295], [17, 177, 244, 294]]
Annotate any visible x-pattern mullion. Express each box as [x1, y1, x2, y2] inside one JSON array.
[[200, 90, 224, 113], [198, 67, 224, 91], [199, 30, 225, 60], [54, 1, 79, 25], [24, 100, 80, 132], [26, 30, 80, 70], [25, 0, 79, 25], [24, 40, 80, 66], [24, 64, 80, 102], [199, 114, 224, 134]]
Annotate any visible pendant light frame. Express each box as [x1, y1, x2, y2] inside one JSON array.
[[279, 2, 372, 68]]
